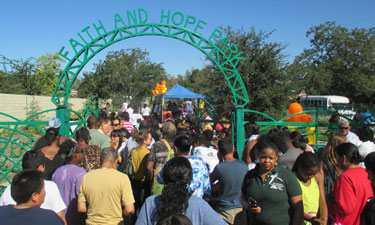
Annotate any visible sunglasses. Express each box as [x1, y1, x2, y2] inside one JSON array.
[[112, 123, 120, 126], [339, 126, 349, 130]]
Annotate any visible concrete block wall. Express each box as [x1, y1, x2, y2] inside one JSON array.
[[0, 93, 87, 121]]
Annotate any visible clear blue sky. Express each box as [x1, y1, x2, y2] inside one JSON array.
[[1, 0, 374, 77]]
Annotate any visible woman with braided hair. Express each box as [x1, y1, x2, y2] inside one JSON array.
[[135, 157, 225, 225]]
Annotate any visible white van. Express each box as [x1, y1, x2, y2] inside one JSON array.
[[299, 95, 355, 117]]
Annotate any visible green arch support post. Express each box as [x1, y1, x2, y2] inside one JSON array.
[[51, 8, 249, 155]]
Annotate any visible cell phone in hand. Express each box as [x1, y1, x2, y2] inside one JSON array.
[[248, 196, 258, 207]]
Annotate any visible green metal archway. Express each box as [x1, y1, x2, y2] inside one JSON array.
[[52, 8, 249, 152]]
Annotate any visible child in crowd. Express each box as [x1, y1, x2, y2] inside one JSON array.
[[292, 152, 328, 225]]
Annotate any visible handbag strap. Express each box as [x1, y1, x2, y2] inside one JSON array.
[[127, 149, 133, 160], [161, 139, 173, 154]]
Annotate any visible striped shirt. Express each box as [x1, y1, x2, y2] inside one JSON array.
[[123, 121, 134, 134]]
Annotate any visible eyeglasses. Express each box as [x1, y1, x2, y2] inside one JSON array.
[[339, 126, 349, 130]]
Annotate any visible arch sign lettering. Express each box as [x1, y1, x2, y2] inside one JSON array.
[[52, 8, 249, 153]]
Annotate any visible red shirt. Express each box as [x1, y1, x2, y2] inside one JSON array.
[[331, 167, 373, 225]]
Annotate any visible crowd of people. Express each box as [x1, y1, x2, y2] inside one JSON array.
[[1, 102, 375, 225]]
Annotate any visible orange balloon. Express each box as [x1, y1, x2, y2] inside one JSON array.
[[161, 80, 166, 85], [289, 102, 303, 115], [293, 114, 301, 122], [291, 116, 298, 122], [299, 114, 311, 123], [285, 116, 297, 122]]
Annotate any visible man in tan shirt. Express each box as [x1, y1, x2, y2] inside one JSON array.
[[78, 148, 135, 225]]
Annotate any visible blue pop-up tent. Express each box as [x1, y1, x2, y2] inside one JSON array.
[[155, 84, 205, 122], [157, 83, 205, 99]]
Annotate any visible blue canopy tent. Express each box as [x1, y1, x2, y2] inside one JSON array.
[[157, 83, 205, 99], [155, 84, 205, 122]]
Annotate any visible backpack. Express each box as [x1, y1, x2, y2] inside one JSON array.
[[124, 150, 134, 178], [151, 139, 174, 195]]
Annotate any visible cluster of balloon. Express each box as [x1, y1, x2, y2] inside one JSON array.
[[286, 102, 314, 143], [285, 102, 311, 123], [152, 81, 167, 96]]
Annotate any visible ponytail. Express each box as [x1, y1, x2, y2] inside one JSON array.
[[45, 128, 59, 146], [134, 129, 150, 144], [157, 157, 192, 221], [131, 128, 139, 139], [336, 143, 363, 164]]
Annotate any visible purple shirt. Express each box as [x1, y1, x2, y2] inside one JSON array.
[[52, 164, 86, 225]]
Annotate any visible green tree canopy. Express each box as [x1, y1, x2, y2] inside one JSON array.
[[0, 53, 63, 95], [76, 48, 167, 107], [177, 26, 294, 120], [291, 22, 375, 103], [0, 56, 34, 94], [34, 53, 65, 95]]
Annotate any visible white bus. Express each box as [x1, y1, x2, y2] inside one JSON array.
[[299, 95, 355, 116]]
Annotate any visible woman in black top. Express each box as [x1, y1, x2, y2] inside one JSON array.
[[39, 128, 64, 180]]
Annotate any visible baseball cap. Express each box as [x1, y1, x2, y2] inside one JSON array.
[[46, 118, 61, 129]]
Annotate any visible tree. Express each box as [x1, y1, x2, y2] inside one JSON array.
[[292, 22, 375, 103], [34, 53, 65, 95], [0, 69, 9, 92], [25, 97, 42, 121], [77, 48, 167, 107], [0, 54, 63, 96], [180, 27, 294, 120], [0, 56, 36, 95]]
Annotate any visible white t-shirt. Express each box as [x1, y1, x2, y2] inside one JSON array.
[[123, 103, 128, 110], [359, 141, 375, 168], [130, 113, 144, 126], [127, 107, 134, 117], [359, 141, 375, 158], [192, 146, 220, 173], [0, 180, 66, 213], [346, 131, 363, 147], [141, 107, 151, 116], [186, 101, 193, 115]]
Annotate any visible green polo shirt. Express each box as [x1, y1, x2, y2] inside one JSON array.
[[242, 165, 302, 225], [89, 129, 110, 149]]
